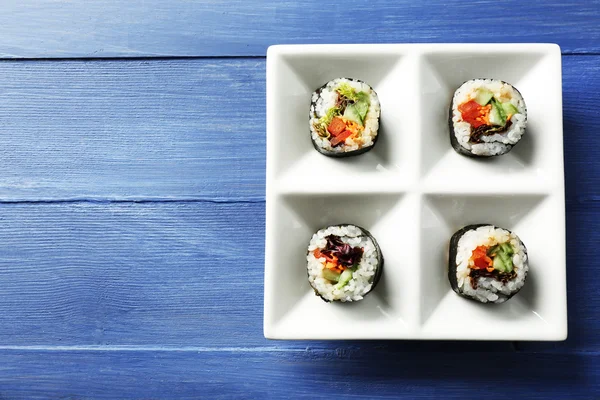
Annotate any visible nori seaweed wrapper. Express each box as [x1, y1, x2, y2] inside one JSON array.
[[310, 78, 380, 158], [448, 224, 528, 303], [307, 224, 384, 303], [448, 79, 526, 158]]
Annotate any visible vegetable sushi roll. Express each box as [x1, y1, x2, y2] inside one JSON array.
[[310, 78, 381, 157], [306, 224, 383, 302], [448, 224, 528, 304], [449, 79, 527, 157]]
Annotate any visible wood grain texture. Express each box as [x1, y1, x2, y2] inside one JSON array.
[[0, 200, 595, 353], [0, 199, 514, 350], [563, 58, 600, 204], [0, 59, 265, 201], [0, 56, 598, 202], [0, 1, 599, 58], [0, 201, 265, 346], [0, 3, 597, 394], [0, 56, 596, 354], [537, 203, 600, 352], [0, 349, 597, 399]]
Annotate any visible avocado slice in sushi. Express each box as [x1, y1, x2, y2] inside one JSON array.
[[309, 78, 381, 158], [306, 224, 384, 302]]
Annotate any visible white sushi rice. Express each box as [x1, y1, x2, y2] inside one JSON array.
[[455, 226, 528, 304], [310, 78, 381, 153], [306, 225, 378, 302], [451, 79, 527, 156]]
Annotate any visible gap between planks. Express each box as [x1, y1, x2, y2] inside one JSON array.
[[0, 198, 265, 205], [0, 197, 594, 206], [0, 52, 597, 63], [0, 345, 303, 352], [0, 345, 595, 355]]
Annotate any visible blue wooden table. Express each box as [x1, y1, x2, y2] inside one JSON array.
[[0, 1, 598, 398]]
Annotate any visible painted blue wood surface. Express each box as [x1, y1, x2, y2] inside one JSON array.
[[0, 1, 598, 398], [0, 350, 597, 399], [0, 56, 598, 202], [0, 201, 595, 352], [0, 1, 599, 58], [0, 202, 264, 346], [0, 59, 265, 201]]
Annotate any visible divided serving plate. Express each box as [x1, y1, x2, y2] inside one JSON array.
[[264, 44, 566, 340]]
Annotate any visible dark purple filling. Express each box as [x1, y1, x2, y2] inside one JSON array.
[[320, 235, 364, 267]]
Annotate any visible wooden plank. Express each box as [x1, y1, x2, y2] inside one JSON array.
[[0, 201, 266, 346], [0, 55, 598, 202], [0, 349, 597, 399], [0, 199, 594, 351], [561, 203, 600, 350], [563, 58, 600, 204], [0, 56, 596, 351], [0, 58, 265, 201], [516, 202, 600, 353], [0, 1, 599, 58], [0, 200, 507, 349]]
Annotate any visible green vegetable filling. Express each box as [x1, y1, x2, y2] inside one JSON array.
[[314, 82, 371, 136], [354, 93, 370, 118], [322, 268, 341, 283], [489, 98, 507, 126], [474, 88, 494, 106], [472, 87, 520, 127], [336, 83, 370, 126], [336, 83, 361, 102], [501, 102, 519, 116], [487, 243, 515, 273], [334, 269, 354, 289], [343, 104, 362, 125]]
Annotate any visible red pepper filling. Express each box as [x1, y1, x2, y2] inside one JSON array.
[[327, 117, 346, 136], [470, 245, 493, 271], [458, 100, 491, 128]]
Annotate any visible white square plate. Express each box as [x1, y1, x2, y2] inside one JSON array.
[[264, 44, 566, 340]]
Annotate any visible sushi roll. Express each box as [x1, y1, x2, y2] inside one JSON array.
[[310, 78, 381, 157], [449, 79, 527, 157], [306, 224, 383, 302], [448, 224, 528, 304]]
